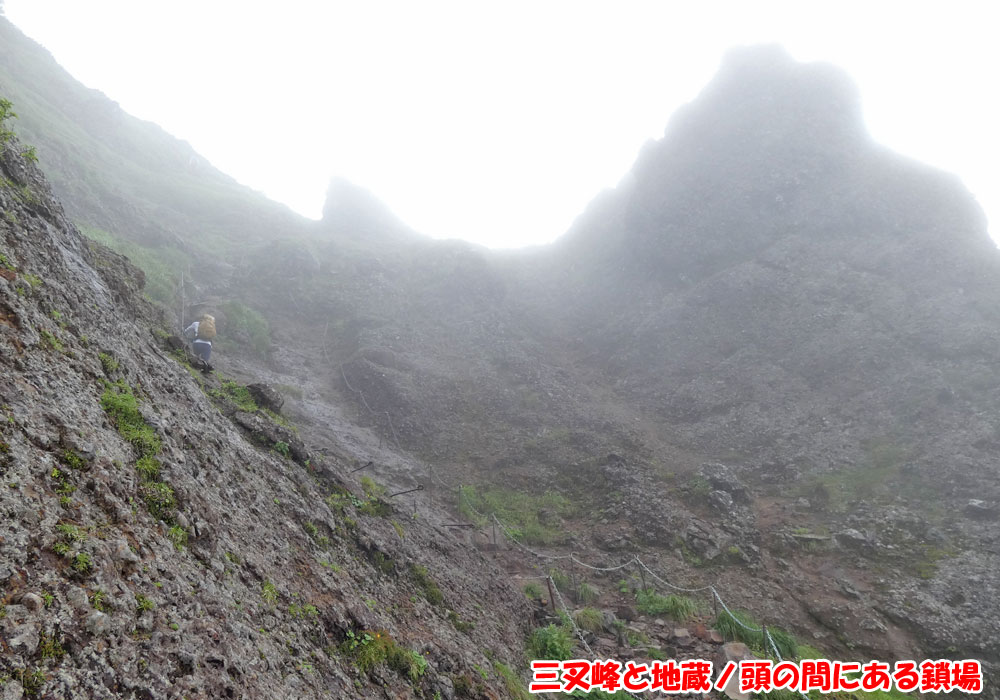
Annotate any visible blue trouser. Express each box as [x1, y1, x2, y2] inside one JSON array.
[[192, 340, 212, 363]]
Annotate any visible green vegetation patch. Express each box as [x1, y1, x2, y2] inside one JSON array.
[[100, 380, 161, 457], [459, 484, 573, 545], [527, 623, 573, 660], [210, 378, 259, 413], [714, 609, 797, 659], [410, 564, 444, 606], [99, 380, 181, 530], [494, 662, 531, 700], [573, 607, 605, 634], [221, 300, 271, 356], [635, 590, 699, 621], [141, 481, 176, 521], [797, 438, 912, 512], [98, 352, 119, 375], [38, 328, 63, 351], [341, 629, 427, 682]]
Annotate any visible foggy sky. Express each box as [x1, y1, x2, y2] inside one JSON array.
[[4, 1, 998, 248]]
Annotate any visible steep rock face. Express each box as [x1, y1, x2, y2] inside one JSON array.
[[0, 137, 530, 698], [551, 45, 1000, 472], [539, 46, 1000, 680], [4, 25, 1000, 691]]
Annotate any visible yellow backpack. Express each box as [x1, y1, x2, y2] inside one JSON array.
[[197, 315, 217, 340]]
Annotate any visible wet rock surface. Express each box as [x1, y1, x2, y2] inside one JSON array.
[[0, 140, 531, 698]]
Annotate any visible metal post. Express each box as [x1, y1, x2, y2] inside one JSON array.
[[179, 271, 185, 329], [761, 625, 768, 655], [638, 566, 647, 594], [570, 554, 578, 603], [492, 519, 497, 548], [545, 576, 557, 614]]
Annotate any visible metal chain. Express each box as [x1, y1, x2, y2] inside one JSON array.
[[635, 557, 714, 594], [339, 363, 402, 449], [550, 575, 594, 656], [570, 554, 638, 573], [713, 589, 762, 632], [420, 446, 826, 675], [494, 515, 573, 560]]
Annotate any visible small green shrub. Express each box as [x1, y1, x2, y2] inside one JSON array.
[[549, 568, 571, 592], [17, 667, 46, 698], [38, 328, 63, 351], [141, 482, 176, 521], [523, 582, 545, 600], [576, 581, 598, 605], [766, 626, 799, 660], [494, 662, 531, 700], [135, 455, 160, 481], [388, 646, 428, 683], [289, 603, 320, 619], [135, 594, 154, 613], [359, 498, 393, 517], [459, 485, 573, 545], [90, 590, 108, 612], [527, 624, 573, 660], [210, 378, 258, 412], [39, 632, 65, 660], [273, 441, 290, 458], [261, 581, 278, 606], [23, 273, 42, 289], [100, 381, 160, 457], [167, 525, 188, 550], [98, 352, 119, 374], [72, 552, 93, 573], [60, 450, 88, 470], [411, 564, 443, 606], [56, 523, 87, 543], [713, 609, 796, 658], [635, 590, 699, 621], [574, 607, 604, 633], [361, 476, 385, 499], [344, 630, 389, 673]]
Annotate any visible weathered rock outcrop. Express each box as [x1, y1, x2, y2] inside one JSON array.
[[0, 135, 531, 698]]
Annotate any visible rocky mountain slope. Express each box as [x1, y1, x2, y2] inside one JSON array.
[[2, 11, 998, 696], [0, 134, 533, 698]]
